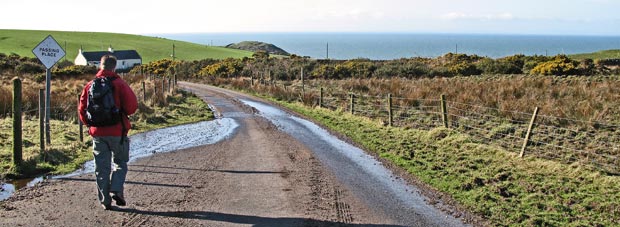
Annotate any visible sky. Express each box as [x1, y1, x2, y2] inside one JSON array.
[[1, 0, 619, 36]]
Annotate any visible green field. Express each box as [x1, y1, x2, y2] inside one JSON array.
[[570, 49, 620, 60], [0, 29, 253, 63]]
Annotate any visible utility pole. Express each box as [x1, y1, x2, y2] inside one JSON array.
[[455, 44, 458, 54], [171, 43, 176, 61], [326, 42, 329, 60]]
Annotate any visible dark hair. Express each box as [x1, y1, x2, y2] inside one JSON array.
[[101, 55, 117, 70]]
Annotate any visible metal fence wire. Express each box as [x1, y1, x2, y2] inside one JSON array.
[[7, 78, 618, 175], [251, 82, 620, 175]]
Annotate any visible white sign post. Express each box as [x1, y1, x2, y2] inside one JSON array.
[[32, 35, 65, 145]]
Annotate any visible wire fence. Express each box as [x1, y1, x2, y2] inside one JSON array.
[[3, 73, 176, 156], [6, 77, 618, 174], [246, 81, 620, 175]]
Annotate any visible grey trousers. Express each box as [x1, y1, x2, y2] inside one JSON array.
[[93, 136, 129, 206]]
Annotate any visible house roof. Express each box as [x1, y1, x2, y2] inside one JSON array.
[[81, 50, 142, 61]]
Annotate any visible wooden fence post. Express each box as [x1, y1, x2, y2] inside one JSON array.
[[441, 94, 449, 128], [142, 81, 146, 102], [520, 107, 539, 158], [319, 87, 324, 108], [78, 94, 83, 143], [388, 93, 393, 127], [39, 89, 45, 153], [162, 78, 166, 95], [13, 78, 22, 166], [350, 93, 355, 115], [153, 82, 157, 101], [301, 67, 305, 94]]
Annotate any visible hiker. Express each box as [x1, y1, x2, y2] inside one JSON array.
[[78, 55, 138, 210]]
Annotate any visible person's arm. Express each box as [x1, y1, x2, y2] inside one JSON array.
[[120, 81, 138, 115], [77, 83, 90, 126]]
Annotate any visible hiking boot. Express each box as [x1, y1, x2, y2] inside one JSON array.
[[111, 192, 126, 206], [101, 203, 112, 210]]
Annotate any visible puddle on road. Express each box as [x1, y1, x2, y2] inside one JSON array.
[[240, 99, 467, 226], [241, 99, 404, 186], [60, 118, 239, 178], [0, 118, 239, 201], [0, 177, 44, 201]]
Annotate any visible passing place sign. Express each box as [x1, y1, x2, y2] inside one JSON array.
[[32, 35, 65, 69]]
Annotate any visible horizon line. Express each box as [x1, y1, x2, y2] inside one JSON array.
[[144, 31, 620, 37], [2, 28, 619, 37]]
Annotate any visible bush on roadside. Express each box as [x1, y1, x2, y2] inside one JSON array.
[[16, 62, 45, 74], [53, 65, 97, 76], [530, 55, 579, 75]]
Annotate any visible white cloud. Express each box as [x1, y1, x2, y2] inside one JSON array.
[[0, 0, 618, 35], [314, 7, 385, 21], [441, 12, 515, 21]]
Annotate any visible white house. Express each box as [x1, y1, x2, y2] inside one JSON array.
[[74, 46, 142, 70]]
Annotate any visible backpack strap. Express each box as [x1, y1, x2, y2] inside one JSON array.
[[119, 112, 127, 145], [108, 76, 127, 145]]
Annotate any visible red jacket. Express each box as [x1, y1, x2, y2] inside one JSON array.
[[78, 69, 138, 137]]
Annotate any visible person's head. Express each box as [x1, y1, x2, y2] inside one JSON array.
[[100, 55, 117, 71]]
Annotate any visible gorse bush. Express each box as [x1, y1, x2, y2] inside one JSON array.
[[133, 59, 177, 75], [476, 57, 523, 75], [15, 62, 45, 74], [53, 65, 97, 76], [530, 55, 580, 75], [198, 58, 243, 78], [133, 53, 617, 83]]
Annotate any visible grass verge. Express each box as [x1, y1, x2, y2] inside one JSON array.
[[275, 100, 619, 226], [0, 29, 253, 63], [0, 90, 213, 179], [570, 49, 620, 60]]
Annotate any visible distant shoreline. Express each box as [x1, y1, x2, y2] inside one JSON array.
[[153, 32, 620, 60]]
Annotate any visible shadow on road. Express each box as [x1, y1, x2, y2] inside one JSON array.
[[130, 164, 286, 175], [56, 177, 192, 188], [208, 169, 287, 174], [115, 208, 408, 227], [130, 164, 210, 172], [130, 169, 180, 175]]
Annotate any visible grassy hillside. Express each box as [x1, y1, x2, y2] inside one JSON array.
[[570, 49, 620, 60], [0, 29, 253, 63]]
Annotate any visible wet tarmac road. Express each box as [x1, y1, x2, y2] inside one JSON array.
[[181, 82, 469, 227]]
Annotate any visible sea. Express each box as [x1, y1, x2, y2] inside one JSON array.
[[153, 33, 620, 60]]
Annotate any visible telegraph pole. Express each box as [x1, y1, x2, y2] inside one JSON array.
[[326, 42, 329, 60], [172, 43, 176, 61]]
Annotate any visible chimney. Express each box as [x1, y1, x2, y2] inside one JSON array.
[[108, 45, 114, 53]]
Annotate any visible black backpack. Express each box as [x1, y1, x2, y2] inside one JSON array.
[[86, 77, 121, 127]]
